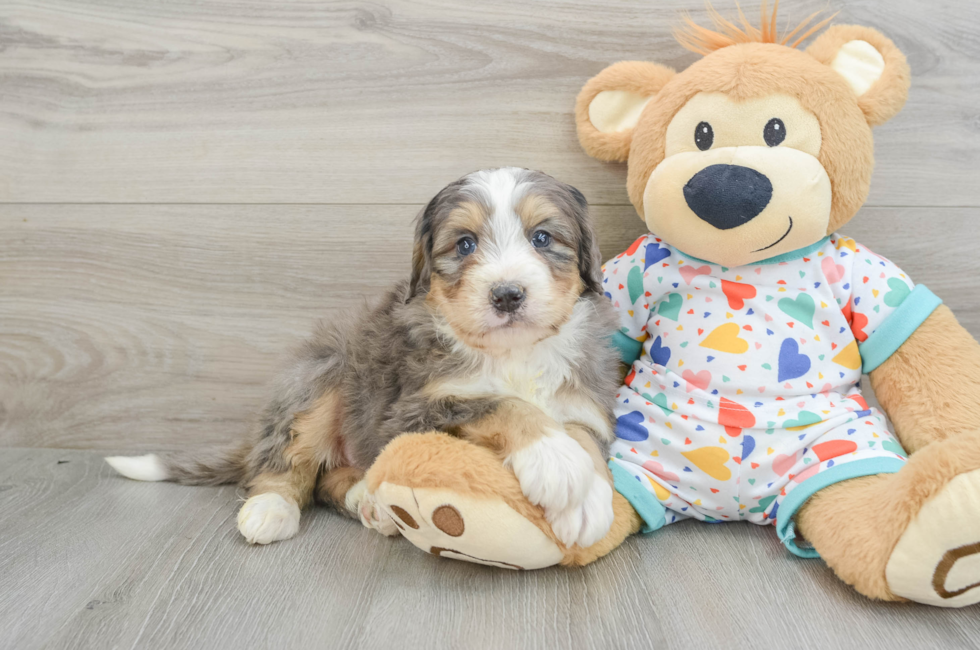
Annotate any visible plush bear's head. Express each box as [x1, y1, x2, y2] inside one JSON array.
[[576, 5, 910, 267]]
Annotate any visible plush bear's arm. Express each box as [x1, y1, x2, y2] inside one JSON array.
[[869, 304, 980, 453]]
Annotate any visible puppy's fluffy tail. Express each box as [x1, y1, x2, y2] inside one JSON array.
[[105, 443, 251, 486]]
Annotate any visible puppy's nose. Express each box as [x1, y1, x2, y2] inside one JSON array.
[[683, 164, 773, 230], [490, 284, 525, 313]]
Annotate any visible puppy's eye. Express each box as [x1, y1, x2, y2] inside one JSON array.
[[456, 236, 477, 256], [694, 121, 713, 151], [764, 118, 786, 147], [531, 230, 551, 249]]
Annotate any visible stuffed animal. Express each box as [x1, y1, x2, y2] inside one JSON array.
[[365, 4, 980, 607]]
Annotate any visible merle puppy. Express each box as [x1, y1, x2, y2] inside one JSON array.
[[107, 168, 621, 549]]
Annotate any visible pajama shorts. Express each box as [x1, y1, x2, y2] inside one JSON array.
[[607, 383, 908, 558]]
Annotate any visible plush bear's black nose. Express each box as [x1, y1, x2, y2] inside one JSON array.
[[490, 283, 525, 313], [683, 164, 773, 230]]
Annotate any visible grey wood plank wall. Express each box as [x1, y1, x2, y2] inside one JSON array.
[[2, 0, 979, 451]]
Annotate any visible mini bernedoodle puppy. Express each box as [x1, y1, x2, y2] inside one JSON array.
[[107, 167, 622, 548]]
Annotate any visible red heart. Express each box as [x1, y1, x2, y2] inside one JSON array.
[[718, 397, 756, 437], [721, 280, 757, 310], [737, 365, 747, 371], [710, 488, 720, 493], [812, 440, 858, 462], [625, 236, 644, 256]]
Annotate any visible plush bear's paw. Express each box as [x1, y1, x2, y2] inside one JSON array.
[[887, 467, 980, 607], [346, 479, 399, 537], [237, 493, 301, 545], [548, 476, 615, 548], [504, 429, 595, 531], [372, 482, 564, 570]]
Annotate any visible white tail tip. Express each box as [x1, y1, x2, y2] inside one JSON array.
[[105, 454, 169, 482]]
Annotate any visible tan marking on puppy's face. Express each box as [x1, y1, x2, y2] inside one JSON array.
[[643, 92, 831, 267]]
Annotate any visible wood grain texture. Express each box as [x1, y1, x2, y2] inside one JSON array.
[[0, 448, 978, 650], [2, 204, 979, 450], [1, 0, 978, 206]]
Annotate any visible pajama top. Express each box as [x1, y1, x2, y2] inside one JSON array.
[[601, 233, 942, 557]]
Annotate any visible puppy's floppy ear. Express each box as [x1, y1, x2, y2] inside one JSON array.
[[576, 61, 676, 163], [807, 25, 910, 127], [408, 203, 434, 300], [565, 184, 603, 293]]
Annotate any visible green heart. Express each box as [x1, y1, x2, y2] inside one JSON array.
[[884, 278, 911, 308], [661, 438, 672, 446], [650, 393, 674, 417], [882, 439, 907, 457], [627, 266, 644, 304], [750, 495, 776, 514], [658, 293, 683, 321], [762, 363, 772, 370], [818, 354, 825, 361], [748, 478, 756, 485], [680, 341, 689, 348], [784, 411, 822, 430], [778, 293, 815, 328], [722, 375, 730, 382]]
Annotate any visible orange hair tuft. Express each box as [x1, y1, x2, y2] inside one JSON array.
[[674, 1, 838, 56]]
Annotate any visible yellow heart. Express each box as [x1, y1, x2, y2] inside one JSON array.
[[650, 450, 659, 457], [821, 301, 828, 308], [767, 447, 775, 455], [699, 323, 749, 354], [681, 446, 732, 481], [832, 340, 862, 369], [718, 436, 726, 444], [777, 408, 786, 416], [628, 310, 634, 317], [872, 289, 879, 298], [693, 499, 702, 506], [647, 476, 671, 501]]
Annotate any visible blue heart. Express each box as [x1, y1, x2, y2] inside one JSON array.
[[741, 435, 756, 461], [644, 243, 671, 270], [778, 338, 811, 382], [616, 411, 648, 441], [649, 336, 671, 367]]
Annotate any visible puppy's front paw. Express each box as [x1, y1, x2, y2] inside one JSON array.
[[549, 476, 615, 548], [237, 493, 300, 545], [505, 430, 595, 521], [346, 479, 399, 537]]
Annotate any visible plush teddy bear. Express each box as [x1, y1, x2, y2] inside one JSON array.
[[366, 4, 980, 607]]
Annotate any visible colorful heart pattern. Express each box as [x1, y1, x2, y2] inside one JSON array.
[[603, 233, 915, 529]]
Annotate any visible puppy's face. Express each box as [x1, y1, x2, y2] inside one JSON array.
[[411, 168, 601, 352]]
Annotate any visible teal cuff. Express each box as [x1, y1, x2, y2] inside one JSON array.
[[860, 285, 942, 373], [609, 460, 666, 534], [776, 457, 906, 558], [611, 330, 644, 366]]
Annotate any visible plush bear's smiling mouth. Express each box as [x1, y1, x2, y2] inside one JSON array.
[[753, 216, 794, 253]]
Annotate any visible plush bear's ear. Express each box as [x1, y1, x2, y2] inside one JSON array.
[[807, 25, 910, 127], [575, 61, 676, 162]]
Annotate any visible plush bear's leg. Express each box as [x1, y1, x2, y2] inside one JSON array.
[[797, 432, 980, 606], [365, 432, 640, 569]]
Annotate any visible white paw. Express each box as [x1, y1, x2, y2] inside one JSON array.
[[237, 493, 300, 545], [346, 479, 399, 537], [504, 429, 595, 521], [548, 476, 615, 548]]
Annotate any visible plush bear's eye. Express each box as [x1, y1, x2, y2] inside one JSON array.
[[764, 118, 786, 147], [694, 121, 713, 151]]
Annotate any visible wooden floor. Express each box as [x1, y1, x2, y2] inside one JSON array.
[[4, 448, 980, 650], [2, 0, 980, 647]]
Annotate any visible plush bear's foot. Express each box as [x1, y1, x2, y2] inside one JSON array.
[[374, 482, 564, 569], [365, 432, 641, 570], [798, 432, 980, 606], [887, 467, 980, 607]]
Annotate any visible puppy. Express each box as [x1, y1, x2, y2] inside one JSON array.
[[106, 168, 621, 548]]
